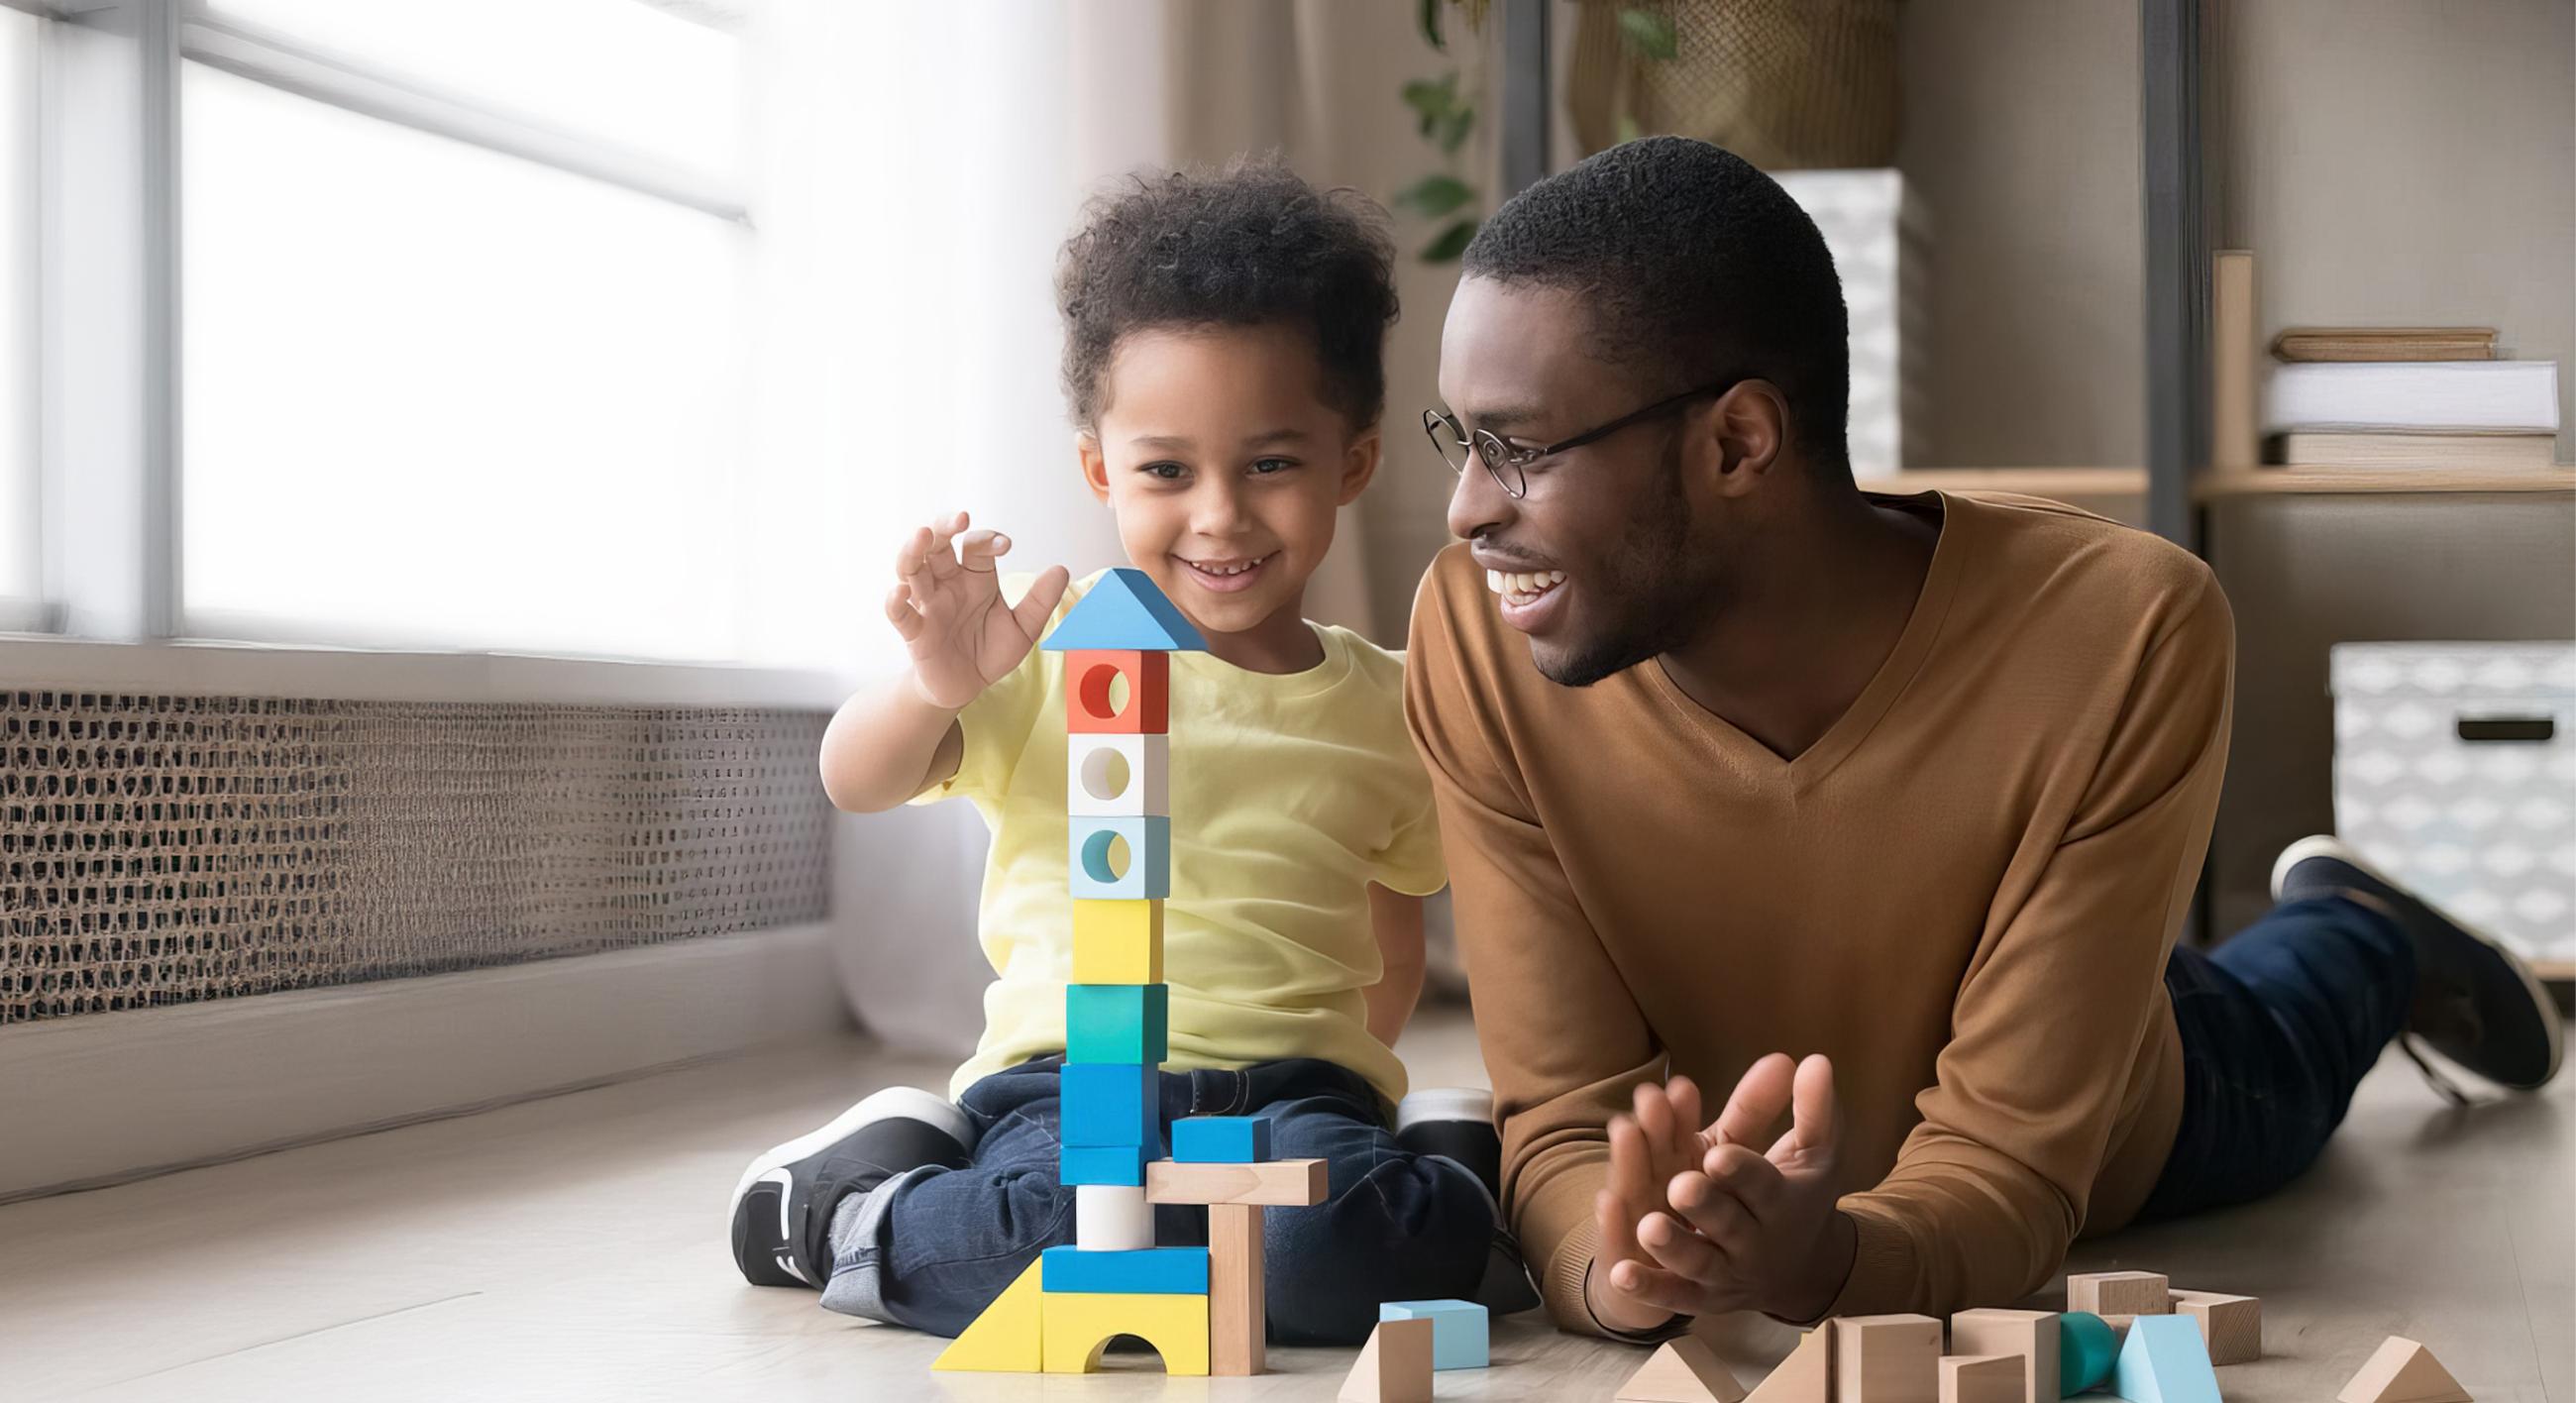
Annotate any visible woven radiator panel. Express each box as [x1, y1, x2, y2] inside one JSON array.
[[1, 691, 831, 1025]]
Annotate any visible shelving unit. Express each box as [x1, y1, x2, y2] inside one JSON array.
[[2195, 468, 2576, 497]]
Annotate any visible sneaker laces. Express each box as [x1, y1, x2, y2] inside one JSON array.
[[2396, 1033, 2474, 1108]]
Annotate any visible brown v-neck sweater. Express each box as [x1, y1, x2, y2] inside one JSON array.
[[1403, 491, 2234, 1331]]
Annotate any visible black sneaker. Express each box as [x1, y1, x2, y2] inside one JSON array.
[[1397, 1087, 1541, 1316], [2274, 834, 2565, 1091], [727, 1085, 973, 1289]]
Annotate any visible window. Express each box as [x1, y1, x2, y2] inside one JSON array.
[[0, 6, 36, 616]]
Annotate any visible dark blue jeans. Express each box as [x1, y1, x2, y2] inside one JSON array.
[[2139, 895, 2417, 1220], [820, 1056, 1494, 1345]]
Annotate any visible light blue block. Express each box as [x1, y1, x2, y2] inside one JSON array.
[[1066, 984, 1168, 1064], [1059, 1061, 1158, 1149], [2109, 1315, 2220, 1403], [1067, 816, 1171, 900], [1172, 1116, 1270, 1163], [1039, 568, 1208, 653], [1380, 1300, 1488, 1370], [1058, 1143, 1146, 1186], [1041, 1245, 1209, 1295]]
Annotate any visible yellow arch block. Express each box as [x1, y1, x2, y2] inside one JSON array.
[[931, 1259, 1044, 1372], [1041, 1290, 1210, 1375]]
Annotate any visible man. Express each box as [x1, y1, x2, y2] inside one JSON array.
[[1403, 136, 2562, 1339]]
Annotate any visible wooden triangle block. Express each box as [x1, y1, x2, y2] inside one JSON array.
[[1619, 1336, 1749, 1402], [1340, 1318, 1434, 1403], [1745, 1322, 1833, 1403], [2338, 1337, 2473, 1403]]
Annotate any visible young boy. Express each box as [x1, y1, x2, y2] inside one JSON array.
[[726, 161, 1526, 1345]]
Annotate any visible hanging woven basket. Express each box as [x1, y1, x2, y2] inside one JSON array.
[[1568, 0, 1903, 169]]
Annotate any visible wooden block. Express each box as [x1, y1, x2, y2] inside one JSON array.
[[1059, 1143, 1146, 1187], [1068, 815, 1171, 899], [1039, 1288, 1209, 1375], [1209, 1202, 1264, 1376], [1060, 1061, 1157, 1149], [931, 1258, 1044, 1372], [1833, 1315, 1941, 1403], [1339, 1317, 1435, 1403], [2057, 1313, 2119, 1395], [2337, 1337, 2473, 1403], [1619, 1335, 1748, 1402], [1745, 1322, 1831, 1403], [1073, 1183, 1154, 1251], [1068, 732, 1169, 817], [1146, 1156, 1329, 1206], [1380, 1299, 1488, 1370], [2101, 1314, 2136, 1343], [2170, 1289, 2261, 1365], [1939, 1355, 2022, 1403], [1063, 648, 1170, 734], [1173, 1115, 1272, 1163], [2066, 1270, 2172, 1318], [2109, 1315, 2220, 1403], [1072, 899, 1162, 983], [1948, 1309, 2059, 1403], [1065, 984, 1168, 1064], [1040, 1244, 1208, 1295]]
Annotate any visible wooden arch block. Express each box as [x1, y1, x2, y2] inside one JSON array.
[[1039, 1289, 1209, 1375]]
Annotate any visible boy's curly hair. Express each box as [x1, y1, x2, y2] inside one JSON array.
[[1055, 157, 1399, 433]]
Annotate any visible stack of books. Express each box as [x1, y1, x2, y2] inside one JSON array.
[[2261, 327, 2562, 470]]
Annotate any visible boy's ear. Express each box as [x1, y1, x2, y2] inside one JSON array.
[[1335, 429, 1381, 507], [1077, 433, 1113, 505]]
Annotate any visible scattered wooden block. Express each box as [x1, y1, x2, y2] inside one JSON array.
[[1618, 1335, 1748, 1402], [1173, 1115, 1272, 1163], [1039, 1288, 1209, 1375], [2109, 1315, 2220, 1403], [1939, 1354, 2022, 1403], [1067, 732, 1169, 817], [2337, 1336, 2474, 1403], [1146, 1156, 1330, 1206], [1062, 648, 1170, 734], [2057, 1313, 2119, 1396], [1381, 1299, 1489, 1370], [1072, 1183, 1155, 1251], [2067, 1270, 2173, 1319], [1340, 1317, 1435, 1403], [2101, 1314, 2137, 1343], [2170, 1289, 2262, 1365], [1072, 898, 1163, 983], [1065, 983, 1169, 1064], [931, 1258, 1045, 1372], [1833, 1314, 1941, 1403], [1060, 1061, 1158, 1149], [1948, 1309, 2059, 1403], [1745, 1322, 1832, 1403], [1209, 1202, 1264, 1377], [1039, 1244, 1207, 1295], [1059, 1143, 1147, 1187], [1067, 815, 1172, 899]]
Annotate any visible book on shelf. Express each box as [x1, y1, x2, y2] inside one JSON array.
[[2263, 360, 2559, 435], [2267, 430, 2559, 471], [2271, 326, 2495, 363]]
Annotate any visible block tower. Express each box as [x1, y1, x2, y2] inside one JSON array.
[[932, 568, 1328, 1380]]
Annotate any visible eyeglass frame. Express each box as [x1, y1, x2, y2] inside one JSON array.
[[1420, 378, 1740, 498]]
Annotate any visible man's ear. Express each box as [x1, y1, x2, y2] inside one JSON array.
[[1077, 433, 1113, 505], [1336, 430, 1382, 507], [1704, 380, 1789, 499]]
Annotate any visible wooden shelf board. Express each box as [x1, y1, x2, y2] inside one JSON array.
[[1857, 469, 2147, 496], [2196, 468, 2576, 498]]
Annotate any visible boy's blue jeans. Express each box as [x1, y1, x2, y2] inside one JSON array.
[[819, 1055, 1494, 1345]]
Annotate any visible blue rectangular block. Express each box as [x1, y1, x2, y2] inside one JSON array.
[[1059, 1061, 1158, 1149], [1067, 816, 1171, 900], [1040, 1245, 1209, 1295], [1066, 984, 1168, 1064], [1381, 1300, 1488, 1370], [1171, 1116, 1270, 1163], [1058, 1143, 1146, 1186]]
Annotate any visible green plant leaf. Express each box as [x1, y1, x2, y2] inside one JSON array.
[[1421, 218, 1479, 264], [1436, 106, 1474, 155], [1417, 0, 1446, 52], [1394, 173, 1475, 218], [1619, 7, 1678, 60], [1615, 112, 1644, 146]]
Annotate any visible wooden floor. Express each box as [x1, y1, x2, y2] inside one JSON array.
[[2, 1006, 2566, 1402]]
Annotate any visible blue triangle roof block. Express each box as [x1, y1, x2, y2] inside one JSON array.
[[2109, 1314, 2222, 1403], [1041, 569, 1208, 653]]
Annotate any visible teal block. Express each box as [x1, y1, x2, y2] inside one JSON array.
[[1068, 816, 1170, 900], [1380, 1300, 1487, 1370], [1066, 984, 1168, 1063], [1059, 1144, 1146, 1186], [1041, 1245, 1208, 1295], [1060, 1061, 1158, 1149], [2109, 1315, 2219, 1403], [1039, 568, 1208, 653], [2059, 1312, 2119, 1395], [1172, 1116, 1270, 1163]]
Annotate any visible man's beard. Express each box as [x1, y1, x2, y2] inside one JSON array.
[[1537, 445, 1720, 688]]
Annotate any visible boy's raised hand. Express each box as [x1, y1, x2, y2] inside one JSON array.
[[886, 511, 1070, 709]]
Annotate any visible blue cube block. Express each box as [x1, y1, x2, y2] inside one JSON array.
[[1058, 1143, 1146, 1186], [1059, 1061, 1158, 1149], [1067, 816, 1171, 899], [1380, 1300, 1488, 1370], [1066, 984, 1168, 1064], [1171, 1116, 1270, 1163], [1041, 1245, 1209, 1295]]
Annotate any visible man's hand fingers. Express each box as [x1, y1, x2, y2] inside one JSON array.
[[1009, 566, 1071, 641], [1608, 1259, 1723, 1318], [1668, 1166, 1763, 1252], [1707, 1052, 1797, 1148], [1668, 1075, 1706, 1155], [1773, 1053, 1841, 1167], [1634, 1082, 1691, 1185], [1638, 1210, 1724, 1282], [1695, 1143, 1785, 1223], [1607, 1115, 1656, 1215]]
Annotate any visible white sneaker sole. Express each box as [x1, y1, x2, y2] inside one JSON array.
[[725, 1083, 974, 1215], [1395, 1086, 1495, 1135]]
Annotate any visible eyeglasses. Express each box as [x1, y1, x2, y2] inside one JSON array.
[[1421, 380, 1737, 498]]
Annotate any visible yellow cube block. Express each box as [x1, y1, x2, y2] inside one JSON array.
[[1040, 1289, 1209, 1375], [1073, 899, 1163, 984]]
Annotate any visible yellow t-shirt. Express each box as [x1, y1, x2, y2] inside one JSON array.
[[917, 571, 1446, 1108]]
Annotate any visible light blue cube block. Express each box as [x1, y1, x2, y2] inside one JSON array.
[[1041, 1245, 1209, 1295], [2110, 1315, 2221, 1403], [1059, 1061, 1158, 1149], [1058, 1143, 1146, 1186], [1066, 984, 1168, 1064], [1067, 816, 1170, 900], [1172, 1116, 1271, 1163], [1380, 1299, 1488, 1369]]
